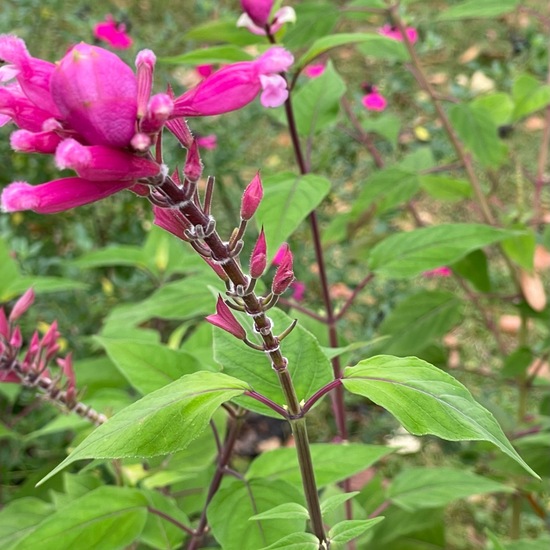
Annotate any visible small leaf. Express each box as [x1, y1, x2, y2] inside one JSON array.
[[420, 175, 473, 202], [437, 0, 520, 20], [159, 45, 253, 65], [259, 532, 320, 550], [14, 487, 148, 550], [470, 93, 514, 126], [388, 467, 514, 512], [451, 249, 492, 292], [501, 227, 536, 270], [255, 173, 331, 257], [368, 224, 514, 279], [343, 356, 539, 478], [39, 372, 249, 485], [329, 518, 384, 545], [355, 35, 408, 60], [320, 492, 360, 517], [250, 503, 310, 521], [184, 18, 260, 46], [512, 74, 550, 121]]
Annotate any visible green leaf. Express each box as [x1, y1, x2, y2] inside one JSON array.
[[184, 18, 261, 46], [451, 249, 492, 292], [39, 372, 249, 484], [470, 93, 514, 126], [501, 226, 536, 270], [320, 492, 360, 517], [159, 45, 253, 65], [420, 175, 473, 202], [250, 503, 310, 521], [343, 355, 539, 478], [448, 103, 507, 167], [368, 223, 513, 279], [259, 532, 320, 550], [255, 173, 331, 257], [350, 169, 420, 217], [282, 2, 339, 50], [437, 0, 520, 20], [0, 498, 53, 550], [96, 338, 202, 395], [214, 308, 333, 417], [329, 518, 384, 545], [71, 246, 147, 270], [297, 33, 405, 69], [502, 347, 533, 378], [208, 478, 306, 550], [14, 487, 148, 550], [512, 74, 550, 121], [292, 62, 347, 137], [355, 35, 408, 60], [247, 443, 393, 487], [361, 113, 402, 147], [389, 467, 514, 512], [379, 291, 462, 355]]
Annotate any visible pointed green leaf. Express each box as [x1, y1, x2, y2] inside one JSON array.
[[380, 291, 462, 355], [343, 356, 539, 478], [184, 18, 261, 46], [0, 498, 53, 550], [247, 443, 393, 487], [250, 503, 310, 521], [420, 175, 473, 202], [451, 249, 491, 292], [355, 35, 408, 60], [256, 173, 331, 257], [96, 338, 202, 395], [159, 45, 253, 65], [71, 246, 146, 270], [436, 0, 520, 20], [368, 223, 514, 279], [259, 532, 320, 550], [39, 372, 249, 485], [389, 467, 514, 512], [214, 308, 333, 417], [329, 518, 384, 545], [501, 227, 536, 270], [449, 104, 507, 167], [208, 478, 306, 550], [512, 74, 550, 121], [13, 487, 147, 550], [471, 93, 514, 126], [320, 492, 360, 517]]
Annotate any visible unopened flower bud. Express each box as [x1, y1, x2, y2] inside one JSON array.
[[241, 0, 273, 27], [135, 49, 157, 118], [183, 140, 203, 182], [250, 228, 267, 278], [140, 93, 173, 134], [272, 243, 294, 295], [0, 308, 9, 340], [9, 287, 35, 322], [10, 325, 22, 348], [240, 172, 263, 221], [206, 295, 246, 340], [131, 132, 152, 152]]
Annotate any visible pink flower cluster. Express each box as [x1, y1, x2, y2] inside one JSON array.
[[237, 0, 296, 36], [0, 35, 293, 214], [93, 15, 133, 49]]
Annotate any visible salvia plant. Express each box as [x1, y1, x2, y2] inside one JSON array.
[[0, 0, 549, 549]]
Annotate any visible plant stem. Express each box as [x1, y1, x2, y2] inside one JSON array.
[[148, 507, 194, 536]]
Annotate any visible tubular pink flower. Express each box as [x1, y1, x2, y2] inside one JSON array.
[[1, 178, 133, 214], [172, 47, 293, 116], [240, 172, 263, 221], [272, 244, 287, 266], [259, 74, 288, 107], [135, 49, 157, 118], [0, 35, 61, 117], [196, 64, 214, 79], [291, 281, 306, 302], [140, 93, 174, 134], [378, 24, 418, 44], [196, 134, 217, 150], [206, 296, 246, 340], [0, 307, 9, 339], [153, 206, 189, 242], [362, 90, 387, 112], [237, 5, 296, 36], [10, 129, 62, 153], [9, 288, 35, 322], [0, 85, 54, 132], [55, 139, 160, 181], [423, 267, 452, 278], [50, 43, 137, 147], [304, 64, 326, 78], [57, 353, 76, 403], [272, 244, 295, 295], [241, 0, 273, 27], [93, 15, 133, 50], [250, 228, 267, 279], [10, 326, 22, 348]]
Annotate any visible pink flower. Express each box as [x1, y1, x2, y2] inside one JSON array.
[[173, 47, 293, 115], [378, 24, 418, 44], [250, 228, 267, 279], [196, 134, 217, 150], [423, 267, 452, 278], [206, 296, 247, 340], [272, 244, 295, 295], [272, 244, 287, 266], [290, 281, 306, 302], [361, 87, 387, 112], [238, 4, 296, 36], [93, 15, 133, 50], [196, 64, 214, 79], [304, 64, 326, 78], [240, 172, 263, 220]]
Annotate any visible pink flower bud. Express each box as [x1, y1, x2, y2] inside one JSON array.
[[93, 15, 133, 50], [203, 257, 229, 281], [196, 134, 218, 150], [9, 287, 35, 322], [304, 64, 325, 78], [140, 93, 174, 134], [57, 353, 76, 403], [240, 0, 273, 27], [130, 132, 152, 152], [165, 117, 194, 149], [206, 295, 246, 340], [10, 129, 62, 154], [50, 43, 138, 147], [272, 244, 294, 295], [10, 325, 22, 348], [0, 307, 9, 340], [291, 280, 306, 302], [153, 205, 189, 242], [250, 228, 267, 278], [183, 140, 203, 182], [240, 172, 263, 221], [378, 24, 418, 44], [361, 88, 387, 112], [135, 49, 157, 118]]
